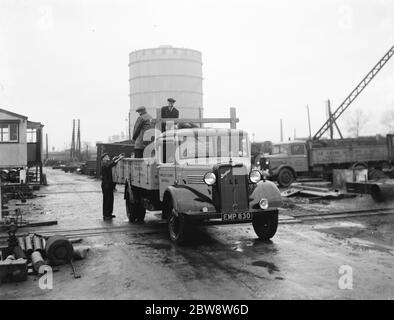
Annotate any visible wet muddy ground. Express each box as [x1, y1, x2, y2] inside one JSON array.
[[0, 169, 393, 299]]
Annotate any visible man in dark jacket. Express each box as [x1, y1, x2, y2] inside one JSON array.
[[101, 153, 125, 220], [131, 106, 153, 158], [161, 98, 179, 132]]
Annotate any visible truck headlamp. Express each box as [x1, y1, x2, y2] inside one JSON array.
[[203, 172, 216, 185], [249, 170, 262, 183], [259, 198, 269, 210]]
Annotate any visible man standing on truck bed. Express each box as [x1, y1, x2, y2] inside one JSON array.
[[161, 98, 179, 132], [131, 106, 153, 158], [101, 153, 125, 221], [161, 98, 179, 162]]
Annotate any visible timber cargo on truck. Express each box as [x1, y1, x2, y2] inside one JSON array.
[[112, 108, 282, 244], [257, 134, 394, 187]]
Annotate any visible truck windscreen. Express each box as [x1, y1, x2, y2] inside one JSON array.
[[272, 144, 289, 155]]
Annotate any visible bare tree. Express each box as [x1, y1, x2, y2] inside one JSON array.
[[344, 108, 370, 137], [380, 108, 394, 133]]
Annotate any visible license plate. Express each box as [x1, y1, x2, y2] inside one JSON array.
[[222, 212, 252, 221]]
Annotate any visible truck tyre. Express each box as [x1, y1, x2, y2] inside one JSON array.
[[167, 201, 189, 245], [252, 212, 278, 240], [277, 168, 295, 188], [126, 189, 146, 223]]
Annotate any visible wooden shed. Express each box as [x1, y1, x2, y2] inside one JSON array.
[[0, 108, 44, 183]]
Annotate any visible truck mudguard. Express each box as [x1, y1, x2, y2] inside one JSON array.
[[165, 180, 282, 214], [164, 185, 216, 214], [271, 164, 296, 178], [249, 180, 282, 209]]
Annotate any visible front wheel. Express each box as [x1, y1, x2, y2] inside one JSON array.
[[252, 212, 278, 240], [277, 168, 295, 187], [167, 202, 189, 245]]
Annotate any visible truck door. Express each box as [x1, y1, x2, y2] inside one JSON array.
[[158, 137, 178, 201], [289, 143, 308, 173]]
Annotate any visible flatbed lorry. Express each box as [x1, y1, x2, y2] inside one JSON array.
[[113, 108, 282, 244], [255, 134, 394, 187]]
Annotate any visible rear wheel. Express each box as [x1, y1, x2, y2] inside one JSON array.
[[277, 168, 295, 187], [167, 201, 189, 245], [252, 212, 278, 240], [125, 188, 146, 223]]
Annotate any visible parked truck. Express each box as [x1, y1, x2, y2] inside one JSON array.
[[256, 134, 394, 187], [113, 108, 282, 244]]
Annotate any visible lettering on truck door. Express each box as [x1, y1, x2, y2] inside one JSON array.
[[289, 144, 308, 172], [159, 165, 176, 201]]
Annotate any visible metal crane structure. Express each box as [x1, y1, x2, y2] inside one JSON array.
[[313, 44, 394, 140]]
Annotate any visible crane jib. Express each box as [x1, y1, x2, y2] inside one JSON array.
[[313, 45, 394, 140]]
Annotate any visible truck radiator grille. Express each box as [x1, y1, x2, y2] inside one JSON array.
[[217, 165, 249, 212]]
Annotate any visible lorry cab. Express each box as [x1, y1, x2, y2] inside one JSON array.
[[156, 128, 252, 202], [259, 140, 308, 187]]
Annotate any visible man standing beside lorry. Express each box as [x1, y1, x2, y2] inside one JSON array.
[[100, 153, 125, 221]]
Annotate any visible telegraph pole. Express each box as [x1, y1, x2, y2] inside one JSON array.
[[280, 119, 283, 142], [306, 105, 312, 139]]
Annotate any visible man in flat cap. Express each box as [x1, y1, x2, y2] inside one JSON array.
[[161, 98, 179, 132], [160, 98, 179, 162], [101, 152, 125, 221], [131, 106, 153, 158]]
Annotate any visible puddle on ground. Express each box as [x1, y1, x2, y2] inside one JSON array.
[[314, 221, 366, 229], [251, 261, 280, 274], [346, 237, 394, 254], [231, 239, 278, 254]]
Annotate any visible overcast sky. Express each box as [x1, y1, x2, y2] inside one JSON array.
[[1, 0, 393, 150]]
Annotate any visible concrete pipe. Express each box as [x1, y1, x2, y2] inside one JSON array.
[[24, 236, 33, 256], [33, 236, 45, 256], [17, 237, 26, 252], [13, 246, 26, 260], [41, 238, 46, 251], [31, 251, 45, 273], [370, 183, 394, 202]]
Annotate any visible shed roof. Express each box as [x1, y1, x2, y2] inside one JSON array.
[[0, 107, 28, 120], [27, 120, 44, 129]]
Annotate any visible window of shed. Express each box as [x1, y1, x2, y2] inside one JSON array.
[[27, 129, 37, 143], [0, 123, 18, 142]]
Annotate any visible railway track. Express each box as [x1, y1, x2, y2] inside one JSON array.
[[1, 207, 393, 240]]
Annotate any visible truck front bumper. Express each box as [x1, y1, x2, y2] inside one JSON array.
[[181, 208, 279, 225]]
